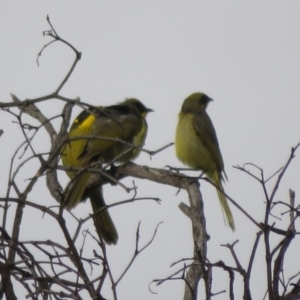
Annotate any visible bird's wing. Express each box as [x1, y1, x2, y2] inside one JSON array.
[[62, 110, 95, 172], [78, 105, 142, 164], [192, 112, 225, 173]]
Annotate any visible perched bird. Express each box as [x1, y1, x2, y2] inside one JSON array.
[[175, 92, 235, 230], [62, 99, 153, 244]]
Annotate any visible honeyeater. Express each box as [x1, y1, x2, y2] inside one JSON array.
[[62, 99, 153, 244], [175, 92, 235, 230]]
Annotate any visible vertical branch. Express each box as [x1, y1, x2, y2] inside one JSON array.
[[264, 144, 300, 300], [245, 231, 263, 300], [0, 262, 17, 300], [56, 212, 100, 299], [288, 189, 296, 232], [259, 171, 274, 300], [264, 220, 273, 299], [272, 190, 296, 297], [46, 102, 74, 202], [182, 180, 207, 300], [2, 140, 27, 230]]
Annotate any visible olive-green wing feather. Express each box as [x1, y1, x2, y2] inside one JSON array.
[[78, 108, 143, 165], [191, 112, 225, 174]]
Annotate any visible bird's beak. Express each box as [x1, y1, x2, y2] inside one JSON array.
[[142, 108, 153, 118]]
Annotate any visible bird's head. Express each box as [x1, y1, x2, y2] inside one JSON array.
[[123, 98, 153, 118], [181, 92, 213, 113]]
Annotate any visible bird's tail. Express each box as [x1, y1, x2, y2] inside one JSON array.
[[89, 187, 119, 245], [65, 172, 91, 209], [210, 171, 235, 231]]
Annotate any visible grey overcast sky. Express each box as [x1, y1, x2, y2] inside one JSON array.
[[1, 2, 300, 299]]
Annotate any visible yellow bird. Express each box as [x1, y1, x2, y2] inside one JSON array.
[[175, 92, 235, 230], [62, 99, 153, 244]]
